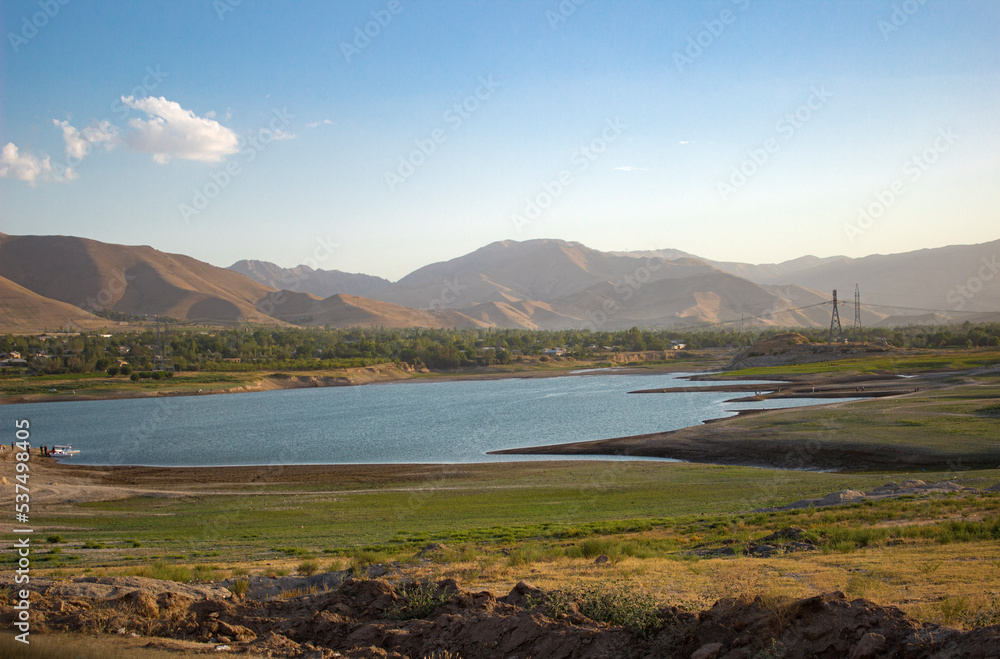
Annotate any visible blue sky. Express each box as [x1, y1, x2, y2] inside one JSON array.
[[2, 0, 998, 280]]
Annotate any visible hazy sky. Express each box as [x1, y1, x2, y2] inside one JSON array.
[[2, 0, 998, 280]]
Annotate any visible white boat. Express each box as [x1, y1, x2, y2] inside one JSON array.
[[51, 445, 80, 456]]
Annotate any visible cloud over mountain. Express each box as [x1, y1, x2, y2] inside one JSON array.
[[0, 142, 68, 184], [122, 96, 240, 164]]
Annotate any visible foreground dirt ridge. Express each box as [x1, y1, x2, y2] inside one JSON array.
[[2, 576, 998, 658]]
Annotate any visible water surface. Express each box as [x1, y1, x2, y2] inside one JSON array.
[[7, 372, 835, 466]]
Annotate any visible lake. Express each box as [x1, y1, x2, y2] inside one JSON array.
[[6, 371, 830, 467]]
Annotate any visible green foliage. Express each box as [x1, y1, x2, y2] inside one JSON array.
[[386, 582, 451, 620], [4, 322, 1000, 382], [545, 582, 662, 639], [123, 560, 193, 583], [957, 596, 1000, 628], [297, 559, 320, 576], [228, 577, 250, 597]]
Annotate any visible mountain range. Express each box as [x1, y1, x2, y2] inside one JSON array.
[[1, 231, 998, 334]]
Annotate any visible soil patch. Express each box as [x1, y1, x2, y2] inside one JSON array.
[[2, 576, 997, 658]]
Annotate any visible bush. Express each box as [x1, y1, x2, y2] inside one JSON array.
[[130, 373, 140, 382], [387, 582, 451, 620], [228, 577, 250, 597], [547, 582, 662, 639], [106, 366, 119, 376], [119, 365, 132, 375], [297, 559, 320, 576]]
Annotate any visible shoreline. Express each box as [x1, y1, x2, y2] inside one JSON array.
[[0, 359, 720, 406], [491, 370, 1000, 472]]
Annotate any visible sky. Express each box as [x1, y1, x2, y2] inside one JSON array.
[[1, 0, 998, 281]]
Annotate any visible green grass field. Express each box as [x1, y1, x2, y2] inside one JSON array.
[[724, 347, 1000, 378], [14, 461, 1000, 572]]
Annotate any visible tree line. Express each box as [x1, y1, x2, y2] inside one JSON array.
[[1, 322, 999, 376]]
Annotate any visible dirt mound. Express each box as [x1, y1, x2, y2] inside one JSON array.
[[693, 527, 820, 559], [755, 480, 975, 513], [726, 332, 891, 370], [3, 576, 998, 657]]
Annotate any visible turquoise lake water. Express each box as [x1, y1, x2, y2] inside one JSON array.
[[5, 371, 832, 466]]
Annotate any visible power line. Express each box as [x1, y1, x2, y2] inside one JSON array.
[[853, 284, 862, 341], [848, 301, 995, 316]]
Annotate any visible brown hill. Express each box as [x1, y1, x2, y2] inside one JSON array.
[[263, 292, 490, 329], [375, 239, 717, 308], [0, 234, 283, 325], [230, 259, 393, 299], [0, 275, 107, 333], [552, 272, 833, 330]]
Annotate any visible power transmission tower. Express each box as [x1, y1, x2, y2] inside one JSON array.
[[154, 319, 164, 371], [154, 318, 175, 372], [829, 289, 843, 344], [853, 284, 862, 342]]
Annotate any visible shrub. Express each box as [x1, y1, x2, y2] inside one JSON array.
[[555, 582, 662, 639], [228, 577, 250, 597], [297, 560, 320, 576], [387, 582, 451, 620], [46, 535, 64, 544]]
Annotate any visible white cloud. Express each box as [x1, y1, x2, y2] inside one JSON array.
[[272, 129, 296, 140], [306, 119, 333, 128], [122, 96, 239, 164], [205, 110, 217, 118], [0, 142, 75, 184], [614, 165, 649, 172], [54, 119, 119, 161]]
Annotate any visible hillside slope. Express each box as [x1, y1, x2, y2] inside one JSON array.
[[0, 234, 283, 325], [0, 275, 107, 333], [260, 291, 490, 329], [230, 260, 393, 300]]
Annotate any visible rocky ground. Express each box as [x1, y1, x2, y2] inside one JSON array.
[[3, 575, 999, 658]]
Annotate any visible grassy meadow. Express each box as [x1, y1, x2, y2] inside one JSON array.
[[4, 346, 1000, 633]]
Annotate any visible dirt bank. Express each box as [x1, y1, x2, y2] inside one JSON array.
[[0, 359, 707, 406], [2, 576, 996, 658]]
